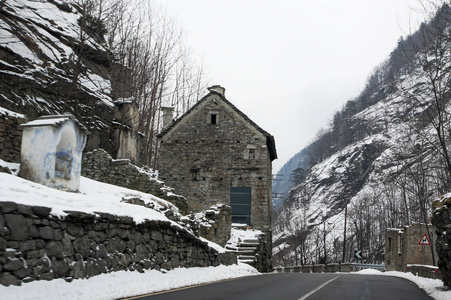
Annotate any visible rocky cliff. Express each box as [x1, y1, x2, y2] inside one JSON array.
[[0, 0, 115, 152]]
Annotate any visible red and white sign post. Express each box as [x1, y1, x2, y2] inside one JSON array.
[[418, 234, 431, 246], [418, 233, 431, 265]]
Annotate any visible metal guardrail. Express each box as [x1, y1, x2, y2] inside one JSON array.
[[345, 263, 385, 270], [276, 263, 442, 280]]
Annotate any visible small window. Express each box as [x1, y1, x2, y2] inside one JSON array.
[[211, 114, 217, 124], [208, 112, 219, 124], [248, 148, 255, 159], [191, 168, 200, 181], [244, 146, 257, 160]]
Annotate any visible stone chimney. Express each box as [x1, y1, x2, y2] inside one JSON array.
[[207, 85, 226, 96], [161, 106, 175, 129]]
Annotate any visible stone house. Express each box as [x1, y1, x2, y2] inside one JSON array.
[[385, 223, 438, 271], [157, 86, 277, 236]]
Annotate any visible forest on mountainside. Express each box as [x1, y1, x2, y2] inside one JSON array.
[[273, 1, 451, 267], [0, 0, 209, 168]]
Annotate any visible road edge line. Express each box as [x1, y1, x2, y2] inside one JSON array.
[[297, 275, 340, 300]]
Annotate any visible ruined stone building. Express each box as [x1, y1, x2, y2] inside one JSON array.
[[385, 224, 438, 271], [157, 86, 277, 236], [111, 97, 143, 164]]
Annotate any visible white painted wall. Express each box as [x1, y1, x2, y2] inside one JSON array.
[[20, 118, 87, 192]]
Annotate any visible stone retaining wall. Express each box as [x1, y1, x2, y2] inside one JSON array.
[[431, 195, 451, 287], [81, 149, 189, 214], [0, 110, 27, 163], [0, 201, 222, 286], [407, 265, 442, 280]]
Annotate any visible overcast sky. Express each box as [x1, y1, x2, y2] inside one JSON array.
[[162, 0, 428, 172]]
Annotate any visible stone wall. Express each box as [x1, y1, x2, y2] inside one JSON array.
[[254, 233, 272, 273], [431, 195, 451, 287], [182, 204, 232, 247], [0, 109, 27, 163], [0, 201, 222, 286], [81, 149, 188, 214]]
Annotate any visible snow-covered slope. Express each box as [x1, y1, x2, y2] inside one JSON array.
[[0, 0, 114, 151], [273, 3, 451, 266]]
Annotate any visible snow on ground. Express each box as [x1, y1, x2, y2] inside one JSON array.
[[354, 269, 450, 300], [226, 225, 263, 253], [0, 161, 258, 299], [0, 263, 260, 300], [0, 161, 449, 299], [0, 171, 178, 225]]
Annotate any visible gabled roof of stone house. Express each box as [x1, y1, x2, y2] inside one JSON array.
[[158, 86, 277, 161]]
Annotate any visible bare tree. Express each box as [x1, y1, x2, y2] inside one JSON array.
[[102, 0, 209, 167], [396, 2, 451, 186]]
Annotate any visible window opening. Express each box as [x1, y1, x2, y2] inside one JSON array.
[[211, 114, 217, 124], [230, 187, 251, 225], [248, 148, 255, 159], [191, 168, 199, 181]]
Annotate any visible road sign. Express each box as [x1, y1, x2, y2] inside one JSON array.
[[354, 250, 363, 259], [418, 234, 431, 245]]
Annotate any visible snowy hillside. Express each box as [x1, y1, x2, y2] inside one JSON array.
[[273, 3, 451, 266], [0, 0, 114, 150]]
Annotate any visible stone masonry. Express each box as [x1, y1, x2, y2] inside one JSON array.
[[0, 201, 224, 286], [0, 109, 27, 163], [157, 86, 276, 272], [157, 86, 277, 233], [82, 149, 189, 214], [385, 224, 437, 272], [182, 204, 233, 247], [431, 194, 451, 287]]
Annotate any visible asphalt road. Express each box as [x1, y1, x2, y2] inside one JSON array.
[[125, 273, 433, 300]]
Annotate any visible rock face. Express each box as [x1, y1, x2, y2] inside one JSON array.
[[0, 201, 222, 286], [0, 0, 117, 156], [431, 195, 451, 287]]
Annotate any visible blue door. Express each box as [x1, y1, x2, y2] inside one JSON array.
[[230, 187, 251, 225]]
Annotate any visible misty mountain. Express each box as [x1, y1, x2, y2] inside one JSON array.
[[273, 3, 451, 266]]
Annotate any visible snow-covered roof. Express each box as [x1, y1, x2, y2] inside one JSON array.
[[21, 114, 89, 133], [114, 97, 136, 105]]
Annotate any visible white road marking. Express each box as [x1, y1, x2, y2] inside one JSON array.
[[297, 275, 341, 300]]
